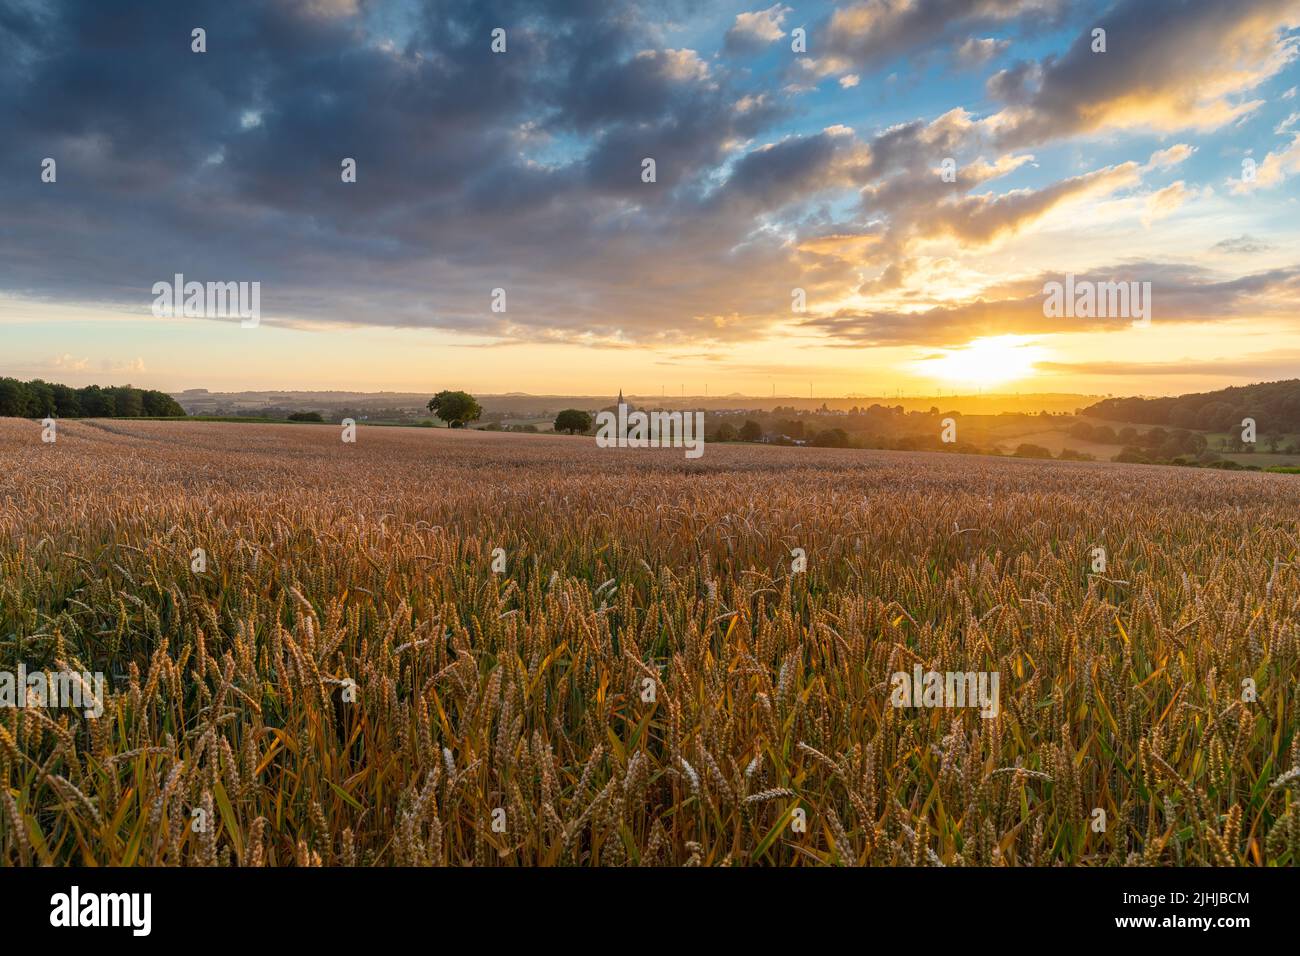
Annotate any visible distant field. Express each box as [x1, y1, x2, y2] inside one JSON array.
[[1, 419, 1298, 866], [989, 425, 1115, 457], [991, 419, 1300, 467]]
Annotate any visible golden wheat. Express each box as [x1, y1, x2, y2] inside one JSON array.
[[0, 417, 1297, 865]]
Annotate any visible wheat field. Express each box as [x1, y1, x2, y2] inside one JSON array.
[[1, 417, 1297, 866]]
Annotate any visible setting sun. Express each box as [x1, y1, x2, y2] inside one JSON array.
[[912, 335, 1048, 388]]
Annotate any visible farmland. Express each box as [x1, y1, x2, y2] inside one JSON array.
[[1, 418, 1298, 866]]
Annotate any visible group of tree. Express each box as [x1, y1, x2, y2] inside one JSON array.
[[1012, 443, 1054, 459], [420, 387, 1296, 469], [426, 390, 483, 428], [712, 419, 857, 448], [1068, 421, 1209, 458], [422, 395, 600, 434], [553, 409, 592, 434], [0, 378, 185, 418], [1085, 379, 1300, 433]]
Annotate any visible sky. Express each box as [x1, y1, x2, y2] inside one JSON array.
[[1, 0, 1299, 397]]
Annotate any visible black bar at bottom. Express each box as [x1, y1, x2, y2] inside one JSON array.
[[0, 866, 1286, 943]]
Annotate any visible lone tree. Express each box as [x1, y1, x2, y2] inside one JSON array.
[[554, 409, 593, 435], [738, 420, 763, 442], [427, 390, 482, 428]]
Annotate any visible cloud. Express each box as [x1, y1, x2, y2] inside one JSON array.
[[985, 59, 1043, 104], [1038, 350, 1300, 378], [848, 118, 1173, 259], [991, 0, 1300, 147], [725, 5, 791, 54], [296, 0, 360, 17], [0, 0, 800, 344], [710, 129, 867, 213], [102, 357, 147, 374], [822, 0, 1065, 72], [46, 353, 144, 375], [1230, 132, 1300, 193], [799, 263, 1300, 346], [1145, 144, 1196, 170], [1212, 234, 1276, 254], [914, 160, 1145, 245], [1141, 181, 1191, 226], [0, 0, 1297, 364], [955, 36, 1011, 67], [52, 354, 90, 372]]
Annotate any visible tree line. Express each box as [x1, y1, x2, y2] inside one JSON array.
[[1084, 379, 1300, 433], [0, 378, 186, 418]]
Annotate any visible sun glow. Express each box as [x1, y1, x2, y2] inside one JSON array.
[[913, 335, 1047, 387]]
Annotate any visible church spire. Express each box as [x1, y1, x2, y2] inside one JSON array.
[[617, 388, 624, 405]]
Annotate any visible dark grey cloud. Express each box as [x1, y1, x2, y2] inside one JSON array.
[[985, 59, 1041, 104], [0, 0, 803, 342], [2, 0, 1297, 358], [808, 0, 1073, 77], [706, 129, 865, 212]]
